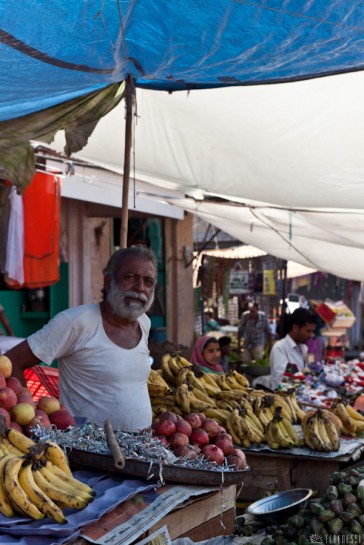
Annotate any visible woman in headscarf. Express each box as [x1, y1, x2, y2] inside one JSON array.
[[190, 335, 224, 374]]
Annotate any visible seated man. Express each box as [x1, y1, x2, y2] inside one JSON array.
[[269, 307, 317, 390]]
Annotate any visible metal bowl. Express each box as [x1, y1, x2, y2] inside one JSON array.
[[246, 488, 313, 525]]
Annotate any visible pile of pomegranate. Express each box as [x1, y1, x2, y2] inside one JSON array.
[[152, 411, 247, 470]]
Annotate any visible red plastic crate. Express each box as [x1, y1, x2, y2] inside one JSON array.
[[24, 366, 59, 401]]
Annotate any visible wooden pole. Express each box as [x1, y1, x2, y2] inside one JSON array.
[[120, 76, 134, 249]]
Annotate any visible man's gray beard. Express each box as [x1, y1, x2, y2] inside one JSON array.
[[106, 282, 155, 320]]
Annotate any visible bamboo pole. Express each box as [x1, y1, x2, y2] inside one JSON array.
[[120, 76, 134, 249]]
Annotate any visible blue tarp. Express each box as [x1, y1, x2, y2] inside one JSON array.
[[1, 1, 364, 121]]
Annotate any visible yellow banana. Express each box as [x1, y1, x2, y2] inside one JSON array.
[[197, 380, 220, 396], [160, 354, 177, 385], [191, 388, 216, 406], [38, 464, 93, 502], [231, 370, 250, 388], [303, 413, 327, 451], [204, 408, 229, 424], [225, 411, 243, 445], [174, 384, 191, 414], [265, 421, 281, 449], [315, 411, 335, 452], [0, 435, 24, 456], [345, 404, 364, 423], [3, 456, 45, 520], [271, 395, 293, 422], [6, 428, 35, 455], [176, 367, 190, 387], [215, 375, 232, 391], [225, 375, 247, 391], [280, 417, 300, 447], [174, 354, 193, 368], [44, 441, 73, 477], [18, 462, 67, 523], [187, 391, 213, 412], [148, 383, 172, 397], [44, 461, 95, 498], [320, 410, 339, 451], [0, 454, 15, 517], [333, 403, 358, 436], [32, 469, 89, 510], [167, 355, 183, 377], [270, 420, 294, 449], [287, 390, 307, 422]]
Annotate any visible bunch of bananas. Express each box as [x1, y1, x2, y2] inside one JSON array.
[[0, 428, 94, 522], [147, 369, 173, 397], [266, 406, 301, 449], [302, 408, 340, 452], [276, 388, 307, 423], [330, 399, 364, 437], [160, 352, 193, 386], [225, 406, 265, 448]]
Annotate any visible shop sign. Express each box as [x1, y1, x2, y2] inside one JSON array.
[[229, 263, 249, 294], [263, 270, 276, 295]]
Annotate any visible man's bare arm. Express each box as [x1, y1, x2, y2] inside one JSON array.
[[4, 341, 41, 385]]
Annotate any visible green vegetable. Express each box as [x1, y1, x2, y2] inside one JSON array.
[[343, 492, 358, 506], [326, 517, 344, 535], [318, 509, 336, 523], [346, 502, 362, 518], [309, 502, 326, 515], [329, 499, 343, 514], [339, 511, 354, 524], [287, 514, 305, 529], [325, 485, 338, 500], [350, 518, 363, 535], [338, 482, 353, 495]]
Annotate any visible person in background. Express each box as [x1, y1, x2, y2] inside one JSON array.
[[204, 310, 220, 332], [238, 302, 272, 363], [0, 304, 14, 336], [218, 335, 232, 373], [190, 335, 224, 374], [269, 307, 317, 390], [5, 246, 157, 432]]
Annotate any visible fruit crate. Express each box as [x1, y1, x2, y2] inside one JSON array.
[[24, 365, 59, 401]]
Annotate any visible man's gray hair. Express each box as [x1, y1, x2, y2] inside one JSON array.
[[103, 245, 158, 280]]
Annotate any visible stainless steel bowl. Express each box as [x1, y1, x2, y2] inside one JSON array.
[[246, 488, 313, 525]]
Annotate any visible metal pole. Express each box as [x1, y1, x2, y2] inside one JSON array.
[[120, 76, 134, 249]]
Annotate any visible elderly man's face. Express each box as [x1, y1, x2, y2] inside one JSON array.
[[105, 257, 156, 320]]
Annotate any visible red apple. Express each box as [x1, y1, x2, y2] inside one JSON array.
[[169, 432, 190, 450], [0, 387, 17, 411], [173, 444, 200, 460], [159, 411, 179, 423], [175, 418, 192, 437], [201, 418, 220, 438], [196, 412, 207, 422], [0, 374, 6, 390], [201, 444, 225, 465], [0, 356, 12, 378], [214, 430, 233, 443], [10, 402, 36, 426], [190, 427, 210, 448], [156, 435, 169, 447], [37, 396, 60, 416], [49, 409, 76, 430], [9, 421, 24, 433], [17, 392, 36, 406], [0, 408, 10, 428], [226, 449, 248, 470], [153, 419, 177, 438], [214, 437, 234, 456], [184, 413, 202, 429], [5, 376, 23, 395], [25, 411, 52, 435]]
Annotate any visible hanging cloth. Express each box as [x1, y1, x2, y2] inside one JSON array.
[[4, 185, 24, 286], [22, 171, 61, 288]]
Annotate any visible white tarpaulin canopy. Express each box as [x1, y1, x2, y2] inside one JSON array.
[[48, 70, 364, 281]]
